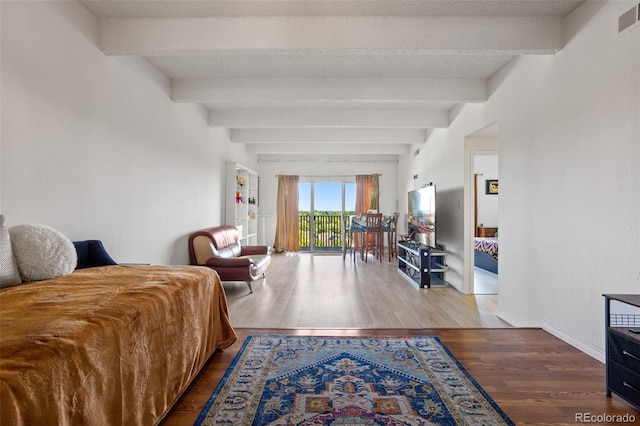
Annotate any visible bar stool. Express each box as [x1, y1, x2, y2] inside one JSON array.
[[342, 215, 356, 262], [363, 213, 383, 262], [387, 212, 400, 261]]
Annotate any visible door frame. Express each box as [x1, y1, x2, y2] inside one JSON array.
[[463, 131, 498, 294]]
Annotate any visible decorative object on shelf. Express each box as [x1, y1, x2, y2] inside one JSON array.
[[485, 179, 499, 194], [237, 176, 244, 186], [235, 192, 243, 203]]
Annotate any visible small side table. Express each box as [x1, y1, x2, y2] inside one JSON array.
[[603, 294, 640, 410]]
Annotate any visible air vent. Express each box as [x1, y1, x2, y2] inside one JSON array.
[[618, 3, 639, 35]]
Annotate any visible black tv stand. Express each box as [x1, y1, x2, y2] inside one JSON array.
[[397, 241, 448, 288]]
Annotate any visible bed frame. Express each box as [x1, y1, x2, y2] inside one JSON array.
[[474, 249, 498, 274]]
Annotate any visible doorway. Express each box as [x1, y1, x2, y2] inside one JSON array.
[[463, 124, 499, 295], [298, 181, 356, 252], [473, 155, 499, 294]]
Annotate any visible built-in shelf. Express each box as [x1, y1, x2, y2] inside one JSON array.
[[225, 162, 259, 246]]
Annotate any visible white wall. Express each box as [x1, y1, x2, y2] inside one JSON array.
[[399, 1, 640, 360], [256, 158, 399, 247], [0, 1, 233, 265]]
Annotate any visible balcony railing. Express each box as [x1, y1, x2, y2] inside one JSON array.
[[299, 213, 352, 251]]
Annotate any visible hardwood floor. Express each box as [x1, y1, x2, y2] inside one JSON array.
[[162, 329, 639, 425], [474, 266, 498, 294], [224, 253, 510, 328], [161, 254, 639, 424]]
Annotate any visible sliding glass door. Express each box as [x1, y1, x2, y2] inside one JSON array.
[[299, 181, 355, 252]]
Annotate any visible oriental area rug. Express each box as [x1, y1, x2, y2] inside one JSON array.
[[194, 335, 514, 425]]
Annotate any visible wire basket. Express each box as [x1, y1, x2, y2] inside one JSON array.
[[610, 313, 640, 326]]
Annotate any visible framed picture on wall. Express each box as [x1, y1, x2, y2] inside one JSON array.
[[485, 179, 499, 194]]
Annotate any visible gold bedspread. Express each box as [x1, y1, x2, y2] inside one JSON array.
[[0, 265, 237, 426]]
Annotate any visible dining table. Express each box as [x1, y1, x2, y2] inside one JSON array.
[[347, 214, 396, 260], [348, 214, 395, 232]]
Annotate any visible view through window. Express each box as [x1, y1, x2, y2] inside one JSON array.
[[299, 182, 355, 252]]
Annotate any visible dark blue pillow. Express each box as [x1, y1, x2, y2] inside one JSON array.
[[73, 240, 117, 269]]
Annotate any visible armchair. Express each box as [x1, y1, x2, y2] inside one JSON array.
[[188, 226, 271, 293]]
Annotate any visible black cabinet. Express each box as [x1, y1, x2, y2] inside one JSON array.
[[397, 241, 448, 288], [603, 294, 640, 410]]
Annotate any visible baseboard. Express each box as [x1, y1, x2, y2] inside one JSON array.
[[543, 321, 605, 363], [495, 310, 522, 327]]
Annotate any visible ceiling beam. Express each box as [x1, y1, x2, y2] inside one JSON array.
[[209, 108, 449, 128], [173, 78, 486, 104], [231, 128, 426, 144], [99, 16, 562, 56], [247, 143, 409, 156], [81, 1, 583, 19]]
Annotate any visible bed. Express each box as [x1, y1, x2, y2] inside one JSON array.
[[474, 237, 498, 274], [0, 264, 237, 426]]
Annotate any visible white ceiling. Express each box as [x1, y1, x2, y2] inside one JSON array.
[[79, 0, 583, 160]]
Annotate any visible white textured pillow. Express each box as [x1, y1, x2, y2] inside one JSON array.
[[0, 215, 22, 288], [9, 224, 77, 282]]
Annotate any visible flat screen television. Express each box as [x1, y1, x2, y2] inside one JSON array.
[[407, 185, 436, 248]]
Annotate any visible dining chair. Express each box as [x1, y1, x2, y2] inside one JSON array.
[[387, 212, 400, 261], [363, 213, 383, 263], [342, 215, 356, 262]]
